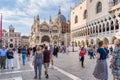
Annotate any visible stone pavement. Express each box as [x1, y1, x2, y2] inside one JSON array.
[[0, 51, 113, 80], [53, 51, 113, 80]]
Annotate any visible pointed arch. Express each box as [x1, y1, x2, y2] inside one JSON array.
[[96, 38, 101, 44], [106, 22, 109, 31], [103, 23, 105, 32], [112, 36, 117, 44], [103, 38, 109, 45], [115, 19, 119, 30], [111, 21, 114, 30], [81, 40, 85, 47], [91, 39, 94, 44]]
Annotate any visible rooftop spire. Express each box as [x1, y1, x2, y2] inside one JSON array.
[[37, 14, 39, 21], [49, 16, 52, 22], [58, 6, 61, 15]]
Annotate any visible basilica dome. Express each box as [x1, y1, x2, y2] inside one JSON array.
[[53, 8, 66, 23]]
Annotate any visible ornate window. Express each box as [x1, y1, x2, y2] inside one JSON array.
[[84, 10, 88, 19], [96, 2, 102, 13], [75, 15, 78, 23], [113, 0, 119, 6]]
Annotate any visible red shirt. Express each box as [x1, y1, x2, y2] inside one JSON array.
[[43, 50, 51, 63], [79, 50, 85, 57]]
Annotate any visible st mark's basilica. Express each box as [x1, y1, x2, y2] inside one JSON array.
[[29, 8, 70, 47]]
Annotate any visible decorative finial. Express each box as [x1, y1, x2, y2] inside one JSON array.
[[58, 6, 61, 15], [49, 16, 52, 22], [37, 14, 39, 21]]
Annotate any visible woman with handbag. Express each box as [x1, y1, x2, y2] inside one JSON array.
[[79, 47, 86, 68], [93, 40, 109, 80]]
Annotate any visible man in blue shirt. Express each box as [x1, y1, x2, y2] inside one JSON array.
[[0, 46, 8, 69]]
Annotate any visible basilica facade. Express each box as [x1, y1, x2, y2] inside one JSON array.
[[30, 9, 70, 47], [71, 0, 120, 47]]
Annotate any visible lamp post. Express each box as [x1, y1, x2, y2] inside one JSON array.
[[72, 37, 74, 52], [50, 31, 53, 45]]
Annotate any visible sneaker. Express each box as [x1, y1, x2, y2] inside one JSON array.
[[12, 67, 14, 69], [46, 74, 49, 79], [3, 67, 6, 69], [34, 76, 37, 79], [39, 77, 41, 80]]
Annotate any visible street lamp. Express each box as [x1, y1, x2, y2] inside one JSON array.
[[50, 31, 53, 45], [72, 37, 74, 52]]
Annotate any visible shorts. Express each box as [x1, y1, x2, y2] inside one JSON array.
[[44, 63, 49, 68]]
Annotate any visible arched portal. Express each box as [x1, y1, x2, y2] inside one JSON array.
[[41, 35, 50, 43], [96, 38, 101, 44], [103, 38, 109, 45], [81, 40, 85, 47], [91, 39, 94, 44], [112, 36, 117, 44]]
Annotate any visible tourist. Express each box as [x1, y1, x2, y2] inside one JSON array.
[[21, 46, 27, 65], [93, 40, 109, 80], [88, 48, 94, 59], [110, 39, 120, 80], [6, 48, 14, 69], [27, 47, 30, 61], [0, 46, 8, 69], [43, 46, 51, 79], [32, 46, 43, 80], [33, 45, 37, 56], [53, 45, 59, 58], [79, 47, 86, 68], [109, 46, 113, 55], [49, 45, 54, 68], [18, 46, 21, 60]]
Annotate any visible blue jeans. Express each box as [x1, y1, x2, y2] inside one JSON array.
[[34, 63, 42, 78], [22, 54, 26, 65]]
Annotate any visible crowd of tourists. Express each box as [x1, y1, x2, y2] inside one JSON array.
[[0, 44, 60, 80], [0, 39, 120, 80]]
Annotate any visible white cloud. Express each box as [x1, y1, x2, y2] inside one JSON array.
[[0, 0, 76, 35]]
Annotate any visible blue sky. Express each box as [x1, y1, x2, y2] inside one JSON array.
[[0, 0, 79, 36]]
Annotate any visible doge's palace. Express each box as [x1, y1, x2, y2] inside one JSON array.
[[71, 0, 120, 47]]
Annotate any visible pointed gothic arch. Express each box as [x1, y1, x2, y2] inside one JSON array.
[[81, 40, 85, 47], [112, 36, 117, 44], [91, 39, 94, 44], [103, 38, 109, 45]]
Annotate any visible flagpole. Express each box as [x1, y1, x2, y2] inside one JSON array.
[[0, 13, 2, 48]]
